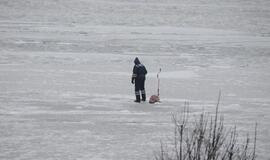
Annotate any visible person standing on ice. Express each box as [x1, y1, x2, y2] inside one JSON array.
[[131, 57, 147, 103]]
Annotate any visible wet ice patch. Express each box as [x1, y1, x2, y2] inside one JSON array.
[[149, 70, 198, 79], [92, 94, 134, 101], [210, 65, 232, 69], [1, 109, 148, 116]]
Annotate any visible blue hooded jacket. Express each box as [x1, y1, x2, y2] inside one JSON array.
[[132, 57, 147, 80]]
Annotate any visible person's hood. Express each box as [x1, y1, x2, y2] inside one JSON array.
[[134, 57, 141, 65]]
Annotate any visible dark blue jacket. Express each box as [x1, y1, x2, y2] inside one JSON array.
[[132, 57, 147, 81]]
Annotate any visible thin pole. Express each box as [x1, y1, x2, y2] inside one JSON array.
[[157, 68, 161, 96]]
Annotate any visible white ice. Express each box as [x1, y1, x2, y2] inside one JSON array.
[[0, 0, 270, 159]]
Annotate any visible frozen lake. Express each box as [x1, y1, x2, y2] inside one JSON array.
[[0, 0, 270, 159]]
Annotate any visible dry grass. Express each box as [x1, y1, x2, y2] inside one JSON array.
[[155, 92, 257, 160]]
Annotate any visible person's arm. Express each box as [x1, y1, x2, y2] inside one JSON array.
[[144, 66, 147, 75], [131, 66, 137, 84]]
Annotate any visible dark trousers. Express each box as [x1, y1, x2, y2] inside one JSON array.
[[135, 77, 146, 102]]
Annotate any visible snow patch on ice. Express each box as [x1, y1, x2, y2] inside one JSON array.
[[163, 98, 216, 104]]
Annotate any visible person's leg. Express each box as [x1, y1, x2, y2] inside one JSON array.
[[140, 78, 146, 101], [134, 80, 141, 102]]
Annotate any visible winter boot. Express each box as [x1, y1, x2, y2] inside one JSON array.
[[141, 90, 146, 101], [142, 94, 146, 101], [134, 95, 141, 103]]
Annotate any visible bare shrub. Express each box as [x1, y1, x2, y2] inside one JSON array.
[[155, 92, 257, 160]]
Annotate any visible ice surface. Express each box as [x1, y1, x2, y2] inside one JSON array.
[[0, 0, 270, 159]]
